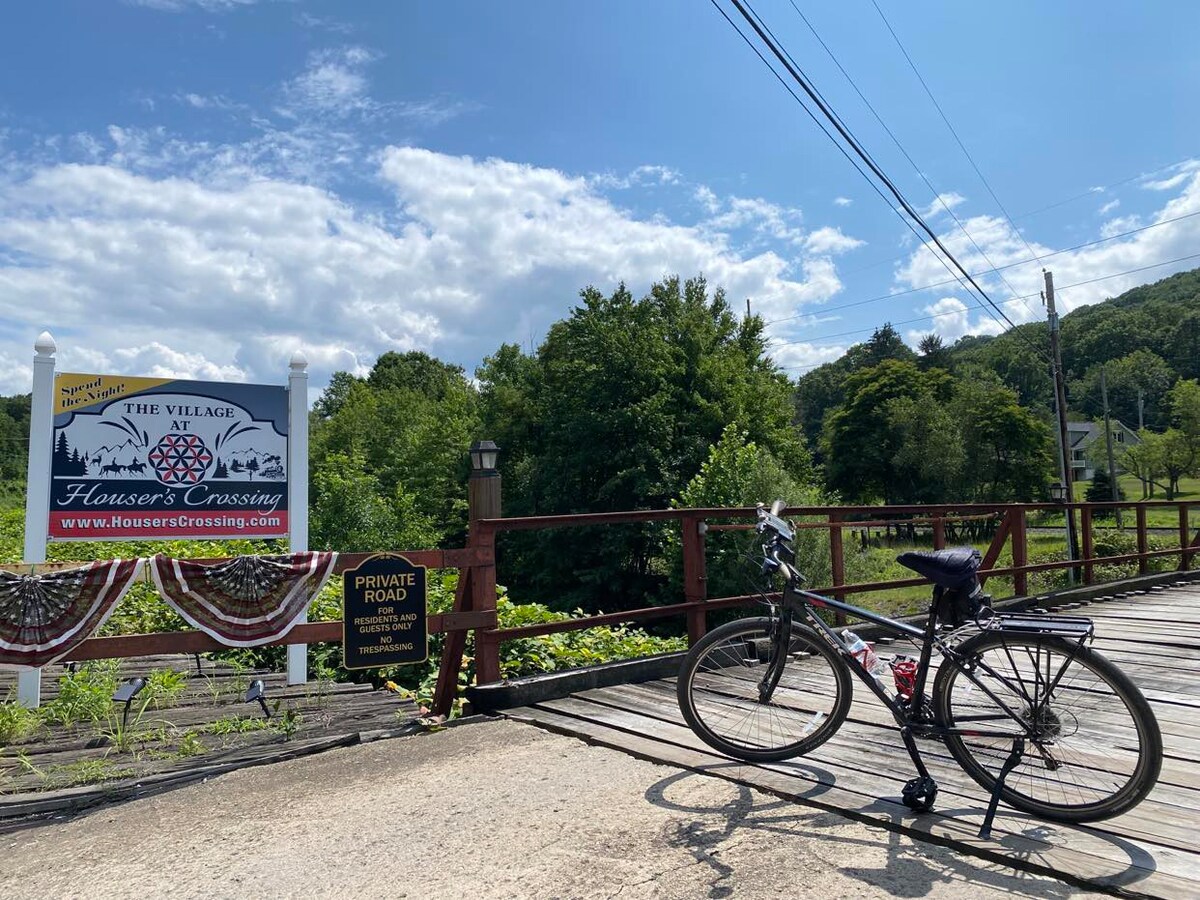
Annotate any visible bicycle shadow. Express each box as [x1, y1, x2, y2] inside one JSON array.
[[643, 767, 1153, 898]]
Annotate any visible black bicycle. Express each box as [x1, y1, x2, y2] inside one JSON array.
[[676, 501, 1163, 837]]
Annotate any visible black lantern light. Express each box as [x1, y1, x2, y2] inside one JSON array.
[[469, 440, 501, 476], [1049, 482, 1068, 503]]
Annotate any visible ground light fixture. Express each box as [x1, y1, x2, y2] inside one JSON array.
[[245, 678, 271, 718], [112, 677, 147, 730], [469, 439, 500, 475]]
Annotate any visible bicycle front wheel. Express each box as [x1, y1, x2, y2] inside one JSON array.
[[934, 631, 1162, 823], [676, 617, 852, 762]]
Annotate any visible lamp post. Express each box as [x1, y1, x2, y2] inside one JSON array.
[[468, 440, 502, 523]]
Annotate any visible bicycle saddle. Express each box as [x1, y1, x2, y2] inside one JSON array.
[[896, 547, 981, 590]]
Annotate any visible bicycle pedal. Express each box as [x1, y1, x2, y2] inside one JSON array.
[[901, 776, 938, 813]]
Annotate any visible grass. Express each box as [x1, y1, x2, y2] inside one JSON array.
[[1034, 474, 1200, 529]]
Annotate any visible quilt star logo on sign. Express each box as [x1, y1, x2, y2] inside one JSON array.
[[48, 374, 289, 539], [342, 554, 428, 670]]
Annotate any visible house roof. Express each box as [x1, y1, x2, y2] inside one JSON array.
[[1066, 420, 1137, 449]]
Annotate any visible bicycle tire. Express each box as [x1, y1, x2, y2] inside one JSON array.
[[933, 631, 1162, 823], [677, 616, 852, 762]]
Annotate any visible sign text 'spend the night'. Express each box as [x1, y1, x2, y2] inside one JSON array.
[[342, 554, 428, 670]]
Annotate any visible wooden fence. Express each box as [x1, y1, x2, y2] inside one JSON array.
[[15, 501, 1198, 717]]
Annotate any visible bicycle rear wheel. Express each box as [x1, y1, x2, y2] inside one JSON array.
[[934, 631, 1162, 822], [676, 617, 851, 762]]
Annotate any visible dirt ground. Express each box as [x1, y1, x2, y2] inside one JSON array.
[[1, 718, 1104, 899]]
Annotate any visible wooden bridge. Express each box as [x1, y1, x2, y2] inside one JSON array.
[[503, 580, 1200, 899]]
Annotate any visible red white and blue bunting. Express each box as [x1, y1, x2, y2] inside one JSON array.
[[150, 552, 337, 647], [0, 559, 145, 669]]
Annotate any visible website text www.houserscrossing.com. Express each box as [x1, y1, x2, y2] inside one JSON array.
[[58, 514, 283, 530]]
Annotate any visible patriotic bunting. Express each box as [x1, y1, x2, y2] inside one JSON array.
[[0, 559, 144, 669], [150, 552, 336, 647]]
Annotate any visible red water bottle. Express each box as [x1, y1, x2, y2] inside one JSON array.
[[891, 655, 918, 700]]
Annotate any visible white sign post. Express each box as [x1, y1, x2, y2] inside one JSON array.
[[17, 332, 57, 707], [286, 351, 309, 685]]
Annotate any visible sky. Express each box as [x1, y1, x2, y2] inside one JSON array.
[[1, 0, 1198, 397]]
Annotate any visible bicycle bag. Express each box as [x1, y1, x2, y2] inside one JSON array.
[[938, 583, 991, 627]]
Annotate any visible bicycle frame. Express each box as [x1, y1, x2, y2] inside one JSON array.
[[774, 580, 1084, 744]]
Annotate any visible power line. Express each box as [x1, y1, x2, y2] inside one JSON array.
[[768, 250, 1200, 353], [867, 0, 1046, 273], [763, 208, 1200, 325], [830, 156, 1200, 280], [785, 0, 1038, 317], [719, 0, 1051, 363], [708, 1, 1016, 342]]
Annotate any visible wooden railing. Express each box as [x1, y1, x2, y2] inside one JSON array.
[[14, 501, 1197, 717], [447, 500, 1199, 712]]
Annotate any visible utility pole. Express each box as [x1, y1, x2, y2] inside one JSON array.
[[1101, 368, 1123, 529], [1137, 388, 1145, 431], [1044, 270, 1079, 579], [746, 297, 752, 319]]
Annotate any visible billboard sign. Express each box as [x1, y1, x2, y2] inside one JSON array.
[[49, 373, 289, 540]]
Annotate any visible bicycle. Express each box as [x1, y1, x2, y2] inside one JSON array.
[[676, 501, 1164, 838]]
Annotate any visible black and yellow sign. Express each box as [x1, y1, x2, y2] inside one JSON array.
[[342, 554, 427, 669]]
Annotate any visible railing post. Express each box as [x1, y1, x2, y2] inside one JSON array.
[[829, 513, 846, 626], [682, 515, 708, 645], [1080, 506, 1094, 585], [1136, 505, 1149, 575], [978, 508, 1011, 590], [471, 530, 502, 686], [1011, 506, 1028, 596], [1180, 504, 1192, 571], [932, 514, 945, 550]]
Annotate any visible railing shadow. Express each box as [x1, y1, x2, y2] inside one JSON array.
[[642, 768, 1156, 898]]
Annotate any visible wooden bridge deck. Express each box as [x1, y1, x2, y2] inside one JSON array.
[[506, 582, 1200, 899]]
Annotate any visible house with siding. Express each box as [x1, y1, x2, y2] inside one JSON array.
[[1067, 420, 1140, 481]]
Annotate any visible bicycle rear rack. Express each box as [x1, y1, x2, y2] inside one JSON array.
[[982, 612, 1094, 641]]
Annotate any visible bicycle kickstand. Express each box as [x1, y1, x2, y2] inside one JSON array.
[[979, 737, 1025, 840]]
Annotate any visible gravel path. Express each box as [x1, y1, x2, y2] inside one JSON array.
[[1, 719, 1103, 899]]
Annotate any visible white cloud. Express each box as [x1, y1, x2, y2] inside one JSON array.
[[0, 145, 851, 394], [1141, 161, 1200, 191], [1100, 214, 1142, 239], [284, 47, 377, 116], [833, 196, 853, 207], [1098, 198, 1120, 216], [125, 0, 261, 10], [893, 163, 1200, 343], [590, 165, 681, 191], [803, 226, 864, 256], [904, 296, 1003, 345], [920, 191, 967, 219]]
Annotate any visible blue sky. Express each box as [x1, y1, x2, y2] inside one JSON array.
[[1, 0, 1198, 394]]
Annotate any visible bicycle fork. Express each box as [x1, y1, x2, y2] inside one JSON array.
[[757, 609, 792, 703]]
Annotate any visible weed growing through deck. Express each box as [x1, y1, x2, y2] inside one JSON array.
[[144, 668, 189, 709], [39, 660, 121, 728], [0, 701, 41, 744], [100, 694, 163, 754], [46, 758, 135, 789], [176, 730, 205, 758]]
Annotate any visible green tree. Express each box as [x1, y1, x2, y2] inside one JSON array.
[[669, 424, 828, 600], [482, 275, 811, 610], [309, 451, 440, 552], [821, 360, 951, 503], [1084, 468, 1124, 505], [884, 395, 964, 503], [917, 332, 952, 371], [311, 354, 481, 540], [950, 371, 1055, 501], [1069, 350, 1175, 430]]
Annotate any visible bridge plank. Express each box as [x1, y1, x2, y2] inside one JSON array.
[[504, 585, 1200, 897]]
